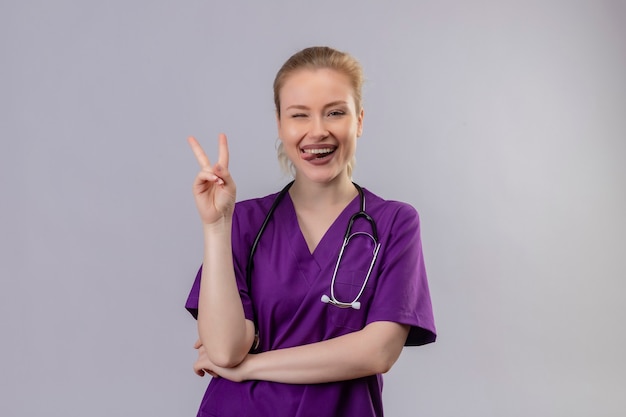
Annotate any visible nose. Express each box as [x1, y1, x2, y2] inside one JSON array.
[[309, 116, 329, 140]]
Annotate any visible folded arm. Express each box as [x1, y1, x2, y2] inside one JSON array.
[[194, 321, 409, 384]]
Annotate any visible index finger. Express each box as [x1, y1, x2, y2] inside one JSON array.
[[187, 136, 212, 168]]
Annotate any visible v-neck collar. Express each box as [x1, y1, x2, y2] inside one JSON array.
[[280, 191, 362, 267]]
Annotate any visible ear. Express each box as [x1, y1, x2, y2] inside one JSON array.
[[356, 108, 364, 137]]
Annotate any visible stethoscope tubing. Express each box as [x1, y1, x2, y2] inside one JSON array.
[[326, 231, 381, 309], [246, 181, 380, 308]]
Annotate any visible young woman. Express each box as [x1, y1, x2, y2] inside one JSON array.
[[185, 46, 436, 417]]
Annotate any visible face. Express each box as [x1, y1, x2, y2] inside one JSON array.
[[277, 68, 364, 185]]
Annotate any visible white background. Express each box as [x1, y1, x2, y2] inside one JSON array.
[[1, 1, 625, 416]]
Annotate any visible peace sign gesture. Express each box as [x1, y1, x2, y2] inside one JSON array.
[[188, 134, 237, 225]]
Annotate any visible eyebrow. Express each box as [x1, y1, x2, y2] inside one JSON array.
[[285, 100, 349, 111]]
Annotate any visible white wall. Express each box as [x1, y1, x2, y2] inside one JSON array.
[[1, 1, 625, 416]]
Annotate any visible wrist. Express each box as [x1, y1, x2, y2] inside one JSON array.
[[240, 353, 260, 381], [202, 216, 233, 234]]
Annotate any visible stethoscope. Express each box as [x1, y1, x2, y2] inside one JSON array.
[[246, 181, 381, 310]]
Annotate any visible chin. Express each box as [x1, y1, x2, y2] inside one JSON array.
[[296, 168, 348, 185]]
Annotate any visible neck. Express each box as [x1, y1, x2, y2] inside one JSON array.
[[289, 175, 357, 210]]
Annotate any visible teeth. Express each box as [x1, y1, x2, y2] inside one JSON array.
[[303, 148, 334, 154]]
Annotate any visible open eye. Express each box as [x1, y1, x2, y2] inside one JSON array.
[[328, 110, 346, 117]]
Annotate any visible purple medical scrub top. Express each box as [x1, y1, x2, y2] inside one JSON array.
[[186, 188, 436, 417]]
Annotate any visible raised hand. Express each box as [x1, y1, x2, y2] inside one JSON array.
[[188, 134, 237, 225]]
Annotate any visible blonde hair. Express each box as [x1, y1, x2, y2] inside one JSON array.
[[274, 46, 364, 178]]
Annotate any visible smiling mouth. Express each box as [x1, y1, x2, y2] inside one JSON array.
[[302, 147, 336, 159]]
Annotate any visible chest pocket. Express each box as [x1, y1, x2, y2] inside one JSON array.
[[327, 268, 375, 330]]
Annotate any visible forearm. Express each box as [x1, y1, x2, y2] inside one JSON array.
[[232, 322, 409, 384], [197, 218, 254, 367]]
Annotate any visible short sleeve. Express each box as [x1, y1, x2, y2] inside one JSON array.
[[184, 267, 201, 319], [366, 204, 436, 346]]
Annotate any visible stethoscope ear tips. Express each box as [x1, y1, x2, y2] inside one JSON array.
[[321, 294, 331, 304], [351, 301, 361, 310]]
